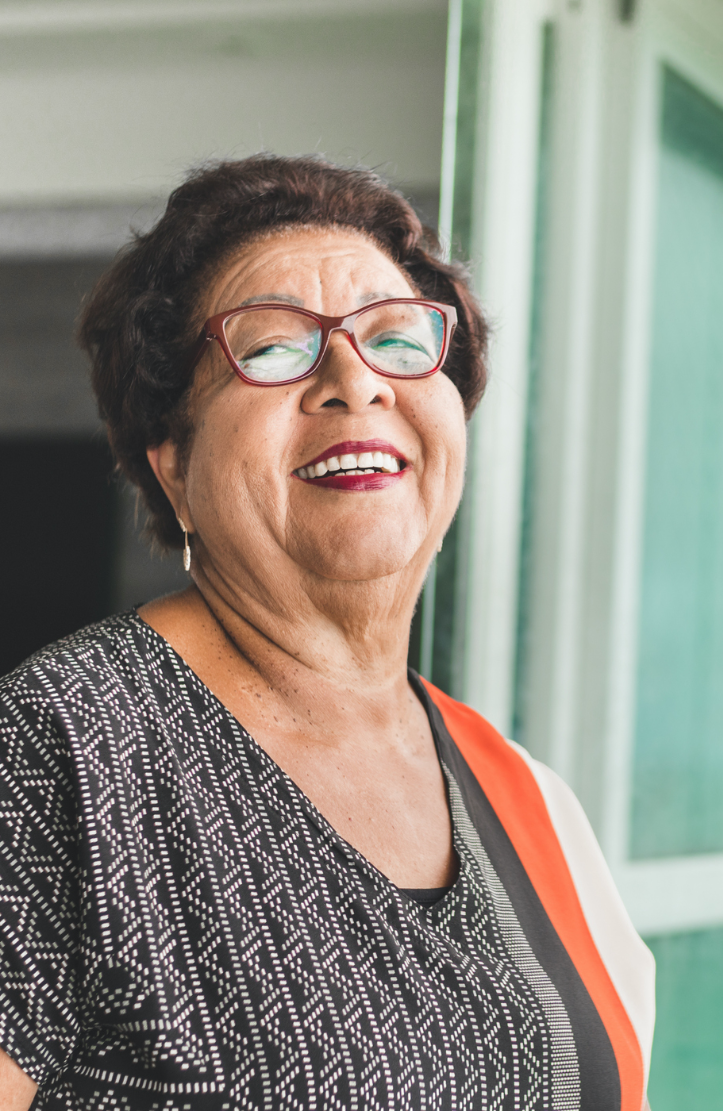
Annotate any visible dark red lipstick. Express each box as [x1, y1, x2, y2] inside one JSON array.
[[293, 438, 410, 491], [306, 470, 408, 491]]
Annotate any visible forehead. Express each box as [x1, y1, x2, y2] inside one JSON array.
[[207, 226, 416, 314]]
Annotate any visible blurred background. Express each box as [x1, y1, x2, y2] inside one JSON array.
[[0, 0, 721, 1104]]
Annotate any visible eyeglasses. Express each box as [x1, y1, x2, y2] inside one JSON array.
[[186, 298, 458, 386]]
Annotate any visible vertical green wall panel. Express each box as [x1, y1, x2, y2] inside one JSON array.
[[631, 69, 723, 858], [428, 0, 483, 697], [646, 927, 723, 1109], [512, 21, 556, 744]]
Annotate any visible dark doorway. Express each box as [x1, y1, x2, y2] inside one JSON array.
[[0, 255, 187, 678], [0, 438, 117, 676]]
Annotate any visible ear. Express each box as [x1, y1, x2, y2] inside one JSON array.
[[146, 441, 194, 532]]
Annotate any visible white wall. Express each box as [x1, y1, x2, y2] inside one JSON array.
[[0, 0, 446, 207]]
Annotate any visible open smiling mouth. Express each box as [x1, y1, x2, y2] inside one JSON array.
[[293, 441, 408, 489]]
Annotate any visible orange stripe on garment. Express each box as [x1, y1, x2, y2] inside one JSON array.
[[421, 678, 644, 1111]]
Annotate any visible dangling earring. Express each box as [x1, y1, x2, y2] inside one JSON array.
[[178, 516, 191, 572], [437, 542, 443, 554]]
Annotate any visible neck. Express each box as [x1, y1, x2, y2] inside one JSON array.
[[142, 543, 432, 747]]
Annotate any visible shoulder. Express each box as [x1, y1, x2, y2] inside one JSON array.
[[0, 612, 155, 748], [504, 736, 657, 1081], [416, 676, 550, 824], [419, 676, 656, 1090], [3, 608, 146, 675]]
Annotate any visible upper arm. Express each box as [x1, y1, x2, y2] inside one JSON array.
[[0, 1047, 37, 1111], [0, 670, 82, 1094]]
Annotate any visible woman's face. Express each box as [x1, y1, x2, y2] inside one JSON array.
[[154, 227, 467, 597]]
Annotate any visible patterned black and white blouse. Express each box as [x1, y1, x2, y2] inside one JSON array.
[[0, 612, 624, 1110]]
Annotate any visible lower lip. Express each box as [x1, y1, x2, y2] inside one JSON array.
[[296, 470, 408, 491]]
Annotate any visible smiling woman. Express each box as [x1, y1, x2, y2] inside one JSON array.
[[0, 156, 653, 1111]]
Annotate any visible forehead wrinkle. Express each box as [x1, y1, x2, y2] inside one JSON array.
[[208, 230, 413, 317], [315, 256, 413, 309]]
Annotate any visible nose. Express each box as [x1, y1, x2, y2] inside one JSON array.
[[300, 329, 397, 414]]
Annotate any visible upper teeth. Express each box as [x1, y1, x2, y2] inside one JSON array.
[[297, 451, 401, 479]]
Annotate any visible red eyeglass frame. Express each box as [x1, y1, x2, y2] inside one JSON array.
[[185, 298, 458, 386]]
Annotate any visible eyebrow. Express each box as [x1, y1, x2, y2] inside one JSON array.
[[358, 291, 400, 305], [237, 293, 305, 307], [234, 291, 406, 311]]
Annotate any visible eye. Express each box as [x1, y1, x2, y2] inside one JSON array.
[[236, 333, 322, 382], [245, 342, 295, 360], [239, 333, 320, 364], [368, 332, 429, 353]]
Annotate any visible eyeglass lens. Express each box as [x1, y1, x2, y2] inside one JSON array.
[[222, 303, 445, 383]]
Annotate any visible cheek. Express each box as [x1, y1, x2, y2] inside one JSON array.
[[414, 378, 467, 493], [183, 401, 291, 543]]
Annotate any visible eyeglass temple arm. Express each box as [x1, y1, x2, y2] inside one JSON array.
[[184, 328, 215, 377]]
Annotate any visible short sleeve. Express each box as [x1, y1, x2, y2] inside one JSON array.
[[0, 664, 81, 1086]]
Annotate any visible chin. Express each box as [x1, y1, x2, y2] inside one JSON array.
[[288, 511, 428, 582], [293, 535, 424, 583], [315, 558, 410, 583]]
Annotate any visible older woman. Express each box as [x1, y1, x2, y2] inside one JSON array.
[[0, 156, 653, 1111]]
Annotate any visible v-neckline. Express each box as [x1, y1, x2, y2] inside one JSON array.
[[130, 608, 464, 908]]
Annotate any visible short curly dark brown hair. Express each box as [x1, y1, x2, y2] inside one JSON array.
[[78, 155, 489, 548]]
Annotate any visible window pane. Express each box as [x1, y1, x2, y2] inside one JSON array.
[[646, 926, 723, 1108], [631, 69, 723, 858]]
